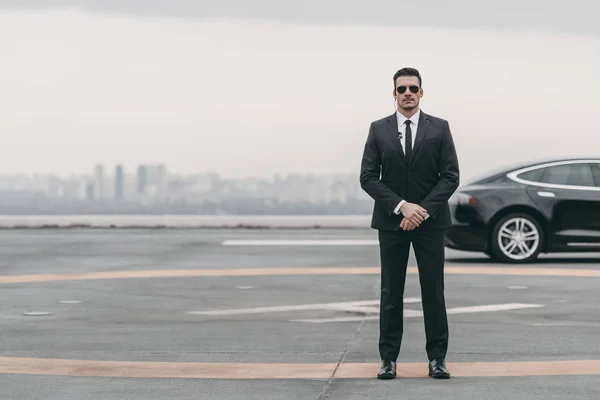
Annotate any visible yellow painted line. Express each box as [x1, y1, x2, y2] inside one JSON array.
[[0, 357, 335, 379], [445, 266, 600, 278], [0, 357, 598, 379], [336, 360, 600, 378], [0, 267, 378, 284], [1, 266, 599, 284]]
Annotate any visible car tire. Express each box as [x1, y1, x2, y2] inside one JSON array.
[[490, 213, 544, 263]]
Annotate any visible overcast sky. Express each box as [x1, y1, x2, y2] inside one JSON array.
[[2, 0, 599, 36], [1, 1, 599, 182]]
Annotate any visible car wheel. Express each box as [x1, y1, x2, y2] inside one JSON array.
[[491, 213, 544, 263]]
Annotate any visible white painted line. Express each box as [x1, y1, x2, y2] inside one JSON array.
[[191, 301, 543, 322], [222, 239, 378, 246], [290, 303, 544, 323], [331, 306, 380, 314], [403, 297, 422, 304], [192, 300, 542, 322], [190, 300, 378, 316], [445, 303, 544, 315], [292, 309, 423, 323], [189, 298, 421, 316], [294, 315, 381, 323]]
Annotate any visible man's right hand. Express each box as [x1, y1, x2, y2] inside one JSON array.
[[400, 202, 428, 226]]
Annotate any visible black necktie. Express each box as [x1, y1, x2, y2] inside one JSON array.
[[404, 120, 412, 161]]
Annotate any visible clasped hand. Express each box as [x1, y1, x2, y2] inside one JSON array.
[[399, 202, 427, 231]]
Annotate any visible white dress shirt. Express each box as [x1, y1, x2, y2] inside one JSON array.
[[396, 108, 420, 155], [392, 108, 430, 220]]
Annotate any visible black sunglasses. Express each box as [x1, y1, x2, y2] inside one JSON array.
[[396, 85, 420, 94]]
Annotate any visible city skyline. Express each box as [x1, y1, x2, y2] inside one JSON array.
[[0, 163, 363, 181], [0, 161, 369, 215]]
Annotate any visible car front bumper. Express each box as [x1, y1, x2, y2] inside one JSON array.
[[445, 202, 488, 251], [445, 223, 488, 251]]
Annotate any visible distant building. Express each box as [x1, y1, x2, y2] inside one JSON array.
[[62, 178, 86, 200], [94, 164, 105, 200], [147, 164, 167, 198], [136, 164, 167, 199], [85, 182, 95, 200], [137, 165, 147, 194], [45, 176, 64, 198], [114, 165, 124, 200]]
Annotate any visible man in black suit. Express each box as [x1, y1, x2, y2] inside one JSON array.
[[359, 67, 460, 380]]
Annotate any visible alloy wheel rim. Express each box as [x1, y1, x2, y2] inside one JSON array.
[[497, 217, 540, 260]]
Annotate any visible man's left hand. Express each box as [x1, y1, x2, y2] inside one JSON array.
[[400, 218, 418, 231]]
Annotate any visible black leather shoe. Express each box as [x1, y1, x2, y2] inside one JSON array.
[[429, 359, 451, 379], [377, 360, 396, 379]]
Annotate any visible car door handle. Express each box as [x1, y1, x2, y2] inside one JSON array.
[[537, 191, 555, 198]]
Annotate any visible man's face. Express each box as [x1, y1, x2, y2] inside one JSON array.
[[393, 76, 423, 111]]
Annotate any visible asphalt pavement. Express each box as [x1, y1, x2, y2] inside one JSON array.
[[0, 228, 599, 399]]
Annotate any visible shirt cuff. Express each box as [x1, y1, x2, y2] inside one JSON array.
[[394, 200, 406, 215]]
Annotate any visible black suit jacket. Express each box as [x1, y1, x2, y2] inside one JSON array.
[[359, 110, 460, 231]]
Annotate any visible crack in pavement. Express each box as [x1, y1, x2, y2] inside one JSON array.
[[316, 319, 367, 400]]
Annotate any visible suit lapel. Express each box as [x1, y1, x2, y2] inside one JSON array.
[[386, 113, 407, 164], [409, 111, 430, 164]]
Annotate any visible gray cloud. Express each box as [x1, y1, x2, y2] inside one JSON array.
[[1, 0, 598, 36]]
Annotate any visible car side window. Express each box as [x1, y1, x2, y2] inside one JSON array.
[[591, 163, 600, 187], [539, 163, 596, 187], [517, 168, 545, 182]]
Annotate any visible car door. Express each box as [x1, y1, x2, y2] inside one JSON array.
[[520, 161, 600, 250]]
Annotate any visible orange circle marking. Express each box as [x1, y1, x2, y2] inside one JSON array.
[[0, 357, 598, 378]]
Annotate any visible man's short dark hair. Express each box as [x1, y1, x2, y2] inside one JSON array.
[[393, 67, 422, 87]]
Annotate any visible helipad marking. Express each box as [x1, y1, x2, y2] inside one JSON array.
[[222, 239, 378, 246], [0, 357, 598, 378], [0, 266, 599, 284]]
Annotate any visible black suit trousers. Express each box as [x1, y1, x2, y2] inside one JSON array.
[[378, 226, 449, 362]]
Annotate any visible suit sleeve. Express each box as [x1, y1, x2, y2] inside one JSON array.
[[419, 120, 460, 219], [360, 122, 404, 215]]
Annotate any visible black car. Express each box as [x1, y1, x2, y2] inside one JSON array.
[[445, 158, 600, 263]]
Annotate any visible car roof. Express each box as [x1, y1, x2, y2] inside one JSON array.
[[466, 156, 600, 185]]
